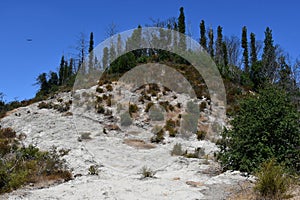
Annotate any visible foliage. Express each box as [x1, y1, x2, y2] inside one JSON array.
[[218, 86, 300, 173], [140, 166, 156, 179], [120, 112, 132, 126], [0, 128, 72, 194], [171, 143, 184, 156], [88, 165, 99, 176], [150, 129, 165, 143], [254, 158, 293, 200]]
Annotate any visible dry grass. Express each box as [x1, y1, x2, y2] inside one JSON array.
[[123, 139, 156, 149]]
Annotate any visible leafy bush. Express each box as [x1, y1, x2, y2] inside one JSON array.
[[171, 143, 184, 156], [218, 86, 300, 173], [145, 102, 154, 112], [0, 128, 72, 194], [196, 130, 206, 140], [38, 102, 52, 109], [120, 112, 132, 126], [140, 166, 156, 179], [88, 165, 99, 175], [105, 84, 113, 92], [254, 159, 293, 200], [96, 87, 104, 93], [149, 105, 164, 121], [129, 103, 138, 116], [150, 129, 165, 143], [165, 119, 177, 137]]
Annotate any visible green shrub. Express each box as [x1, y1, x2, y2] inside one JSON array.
[[106, 84, 113, 92], [88, 165, 99, 175], [129, 103, 138, 116], [150, 129, 165, 143], [149, 105, 164, 121], [95, 104, 105, 114], [38, 102, 52, 109], [171, 143, 184, 156], [254, 159, 292, 200], [196, 130, 206, 140], [120, 112, 132, 126], [96, 87, 104, 93], [140, 166, 156, 179], [0, 128, 16, 139], [218, 86, 300, 173], [145, 102, 154, 112], [165, 119, 177, 137]]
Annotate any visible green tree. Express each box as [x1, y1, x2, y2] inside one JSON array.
[[199, 20, 207, 50], [208, 27, 214, 58], [218, 86, 300, 173], [102, 47, 109, 69], [58, 56, 65, 85], [262, 27, 277, 83], [215, 26, 223, 66], [88, 32, 94, 72], [250, 32, 257, 65], [241, 26, 249, 73], [178, 7, 186, 50], [222, 42, 228, 71]]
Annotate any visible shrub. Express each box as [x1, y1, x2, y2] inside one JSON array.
[[149, 105, 164, 121], [88, 165, 99, 175], [129, 103, 138, 116], [254, 159, 292, 200], [106, 84, 113, 92], [165, 119, 177, 137], [0, 128, 16, 139], [120, 112, 132, 126], [171, 143, 184, 156], [196, 130, 206, 140], [96, 87, 104, 93], [218, 86, 300, 173], [140, 166, 156, 179], [145, 102, 154, 112], [199, 101, 207, 111], [95, 104, 105, 114], [38, 102, 52, 109], [150, 129, 164, 143]]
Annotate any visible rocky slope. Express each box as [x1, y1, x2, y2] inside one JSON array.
[[0, 82, 255, 200]]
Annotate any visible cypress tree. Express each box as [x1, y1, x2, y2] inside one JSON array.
[[58, 56, 65, 85], [88, 32, 94, 72], [102, 47, 109, 69], [200, 20, 207, 50], [250, 32, 257, 65], [262, 27, 276, 83], [222, 42, 228, 67], [241, 26, 249, 73], [215, 26, 223, 65], [208, 27, 214, 58], [178, 7, 186, 50]]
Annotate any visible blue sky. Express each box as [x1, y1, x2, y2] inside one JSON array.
[[1, 0, 300, 102]]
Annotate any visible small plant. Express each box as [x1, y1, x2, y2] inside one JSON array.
[[96, 87, 104, 93], [196, 130, 206, 140], [95, 104, 105, 114], [38, 102, 53, 109], [150, 129, 164, 143], [149, 105, 164, 121], [165, 119, 177, 137], [145, 102, 154, 112], [199, 101, 207, 111], [171, 143, 184, 156], [88, 165, 99, 175], [140, 166, 156, 179], [106, 84, 113, 92], [129, 103, 138, 116], [254, 159, 293, 200], [120, 112, 132, 126]]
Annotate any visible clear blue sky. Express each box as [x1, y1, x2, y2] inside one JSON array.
[[1, 0, 300, 102]]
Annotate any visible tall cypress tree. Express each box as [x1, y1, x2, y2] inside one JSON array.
[[178, 7, 186, 50], [88, 32, 94, 72], [102, 47, 109, 69], [250, 32, 257, 65], [208, 27, 214, 58], [241, 26, 249, 73], [215, 26, 223, 65], [58, 56, 65, 85], [200, 20, 207, 50], [262, 27, 276, 83]]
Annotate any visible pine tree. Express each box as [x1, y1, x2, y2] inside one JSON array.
[[222, 42, 228, 67], [88, 32, 94, 72], [58, 56, 65, 85], [215, 26, 223, 65], [178, 7, 186, 50], [208, 27, 214, 58], [250, 32, 257, 65], [102, 47, 109, 69], [200, 20, 207, 50], [117, 34, 123, 56], [262, 27, 276, 83], [241, 26, 249, 73]]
